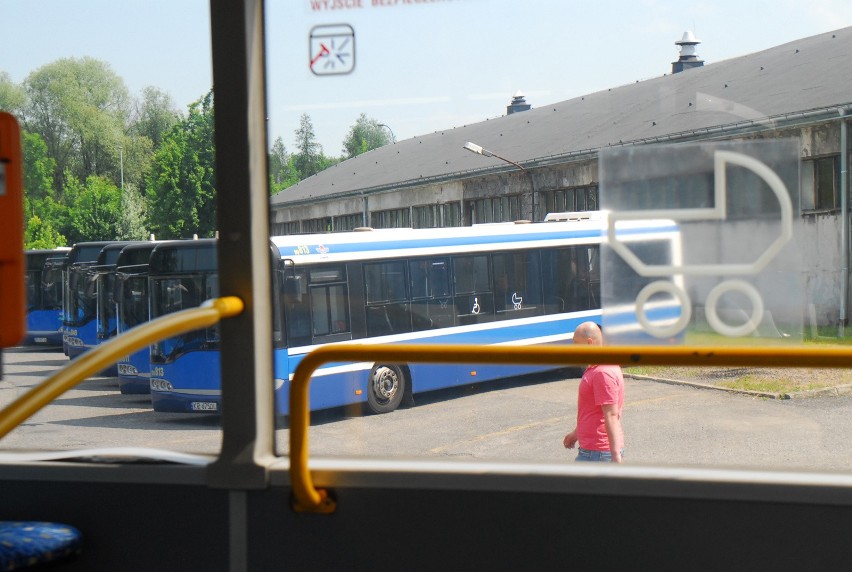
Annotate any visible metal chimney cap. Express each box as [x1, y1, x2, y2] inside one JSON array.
[[676, 31, 700, 45]]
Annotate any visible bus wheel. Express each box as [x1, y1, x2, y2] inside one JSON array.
[[368, 365, 406, 414]]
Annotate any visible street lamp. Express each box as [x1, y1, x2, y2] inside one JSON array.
[[462, 141, 525, 171], [378, 123, 396, 143], [464, 141, 536, 221]]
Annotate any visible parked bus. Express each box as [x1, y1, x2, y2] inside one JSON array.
[[23, 248, 69, 346], [63, 241, 139, 360], [147, 239, 220, 411], [148, 218, 679, 414], [113, 243, 159, 394]]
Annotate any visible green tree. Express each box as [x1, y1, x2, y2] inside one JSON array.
[[22, 131, 56, 208], [268, 136, 300, 194], [24, 215, 66, 250], [118, 185, 148, 240], [341, 113, 391, 158], [145, 90, 216, 239], [0, 71, 25, 113], [22, 57, 131, 193], [63, 174, 123, 243], [131, 86, 180, 150], [293, 113, 323, 179]]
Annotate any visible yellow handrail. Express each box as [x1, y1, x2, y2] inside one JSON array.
[[290, 342, 852, 513], [0, 296, 244, 440]]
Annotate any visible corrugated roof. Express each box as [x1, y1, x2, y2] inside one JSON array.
[[272, 27, 852, 207]]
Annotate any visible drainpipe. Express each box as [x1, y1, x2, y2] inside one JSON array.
[[840, 107, 849, 337]]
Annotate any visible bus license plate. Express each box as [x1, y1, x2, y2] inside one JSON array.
[[191, 402, 218, 411]]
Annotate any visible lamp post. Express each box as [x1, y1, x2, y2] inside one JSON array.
[[117, 144, 124, 191], [378, 123, 396, 144], [463, 141, 525, 171], [463, 141, 536, 220]]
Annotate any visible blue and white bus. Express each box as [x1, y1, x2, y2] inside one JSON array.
[[63, 241, 139, 360], [148, 239, 220, 411], [24, 248, 70, 346], [113, 243, 159, 394], [148, 216, 679, 415]]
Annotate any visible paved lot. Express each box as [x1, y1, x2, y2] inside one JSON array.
[[4, 347, 852, 473]]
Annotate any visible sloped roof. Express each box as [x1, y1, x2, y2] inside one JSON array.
[[272, 27, 852, 207]]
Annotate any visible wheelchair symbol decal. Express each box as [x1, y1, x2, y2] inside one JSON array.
[[608, 150, 793, 338]]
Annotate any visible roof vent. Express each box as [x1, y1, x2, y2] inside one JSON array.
[[672, 31, 704, 74], [507, 90, 531, 115]]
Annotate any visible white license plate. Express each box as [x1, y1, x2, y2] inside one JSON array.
[[34, 337, 47, 343], [191, 402, 218, 411]]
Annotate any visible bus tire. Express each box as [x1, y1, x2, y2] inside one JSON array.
[[368, 364, 406, 414]]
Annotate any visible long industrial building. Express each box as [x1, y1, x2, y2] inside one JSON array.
[[271, 27, 852, 328]]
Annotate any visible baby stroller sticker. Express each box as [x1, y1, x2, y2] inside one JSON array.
[[600, 140, 802, 343]]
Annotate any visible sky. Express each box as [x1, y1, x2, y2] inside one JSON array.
[[3, 0, 852, 155]]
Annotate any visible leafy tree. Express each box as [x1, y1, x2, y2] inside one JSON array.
[[268, 136, 300, 194], [341, 113, 391, 158], [22, 57, 131, 193], [118, 185, 149, 240], [293, 113, 323, 179], [145, 90, 216, 239], [0, 71, 25, 113], [63, 174, 123, 243], [131, 86, 180, 150], [24, 215, 66, 250], [22, 131, 56, 207]]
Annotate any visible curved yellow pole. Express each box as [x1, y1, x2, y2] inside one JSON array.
[[290, 343, 852, 513], [0, 296, 244, 440]]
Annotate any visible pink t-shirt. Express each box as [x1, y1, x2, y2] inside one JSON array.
[[576, 364, 624, 451]]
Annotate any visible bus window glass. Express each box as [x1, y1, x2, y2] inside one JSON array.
[[453, 255, 493, 324], [310, 266, 350, 337], [409, 258, 454, 330], [365, 261, 407, 304], [285, 269, 312, 346], [492, 251, 542, 319]]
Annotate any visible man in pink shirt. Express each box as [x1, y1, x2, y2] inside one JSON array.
[[562, 321, 624, 463]]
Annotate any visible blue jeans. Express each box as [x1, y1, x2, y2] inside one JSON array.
[[576, 448, 624, 462]]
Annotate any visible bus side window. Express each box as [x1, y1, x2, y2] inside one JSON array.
[[410, 258, 454, 331], [493, 251, 542, 319], [365, 260, 411, 336], [284, 275, 311, 346], [453, 255, 493, 325], [308, 265, 350, 339]]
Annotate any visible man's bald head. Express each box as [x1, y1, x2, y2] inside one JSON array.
[[572, 321, 603, 346]]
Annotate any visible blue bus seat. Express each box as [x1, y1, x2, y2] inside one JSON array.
[[0, 521, 82, 569]]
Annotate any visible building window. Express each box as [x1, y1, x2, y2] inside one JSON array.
[[540, 185, 598, 216], [411, 203, 462, 228], [271, 221, 301, 236], [802, 155, 841, 211], [303, 217, 332, 234], [333, 213, 364, 232], [443, 202, 461, 227], [371, 208, 410, 229], [413, 205, 438, 229], [465, 195, 522, 225]]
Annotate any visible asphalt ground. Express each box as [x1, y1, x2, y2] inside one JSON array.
[[4, 347, 852, 475]]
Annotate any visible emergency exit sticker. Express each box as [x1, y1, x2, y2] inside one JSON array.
[[309, 24, 356, 76]]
